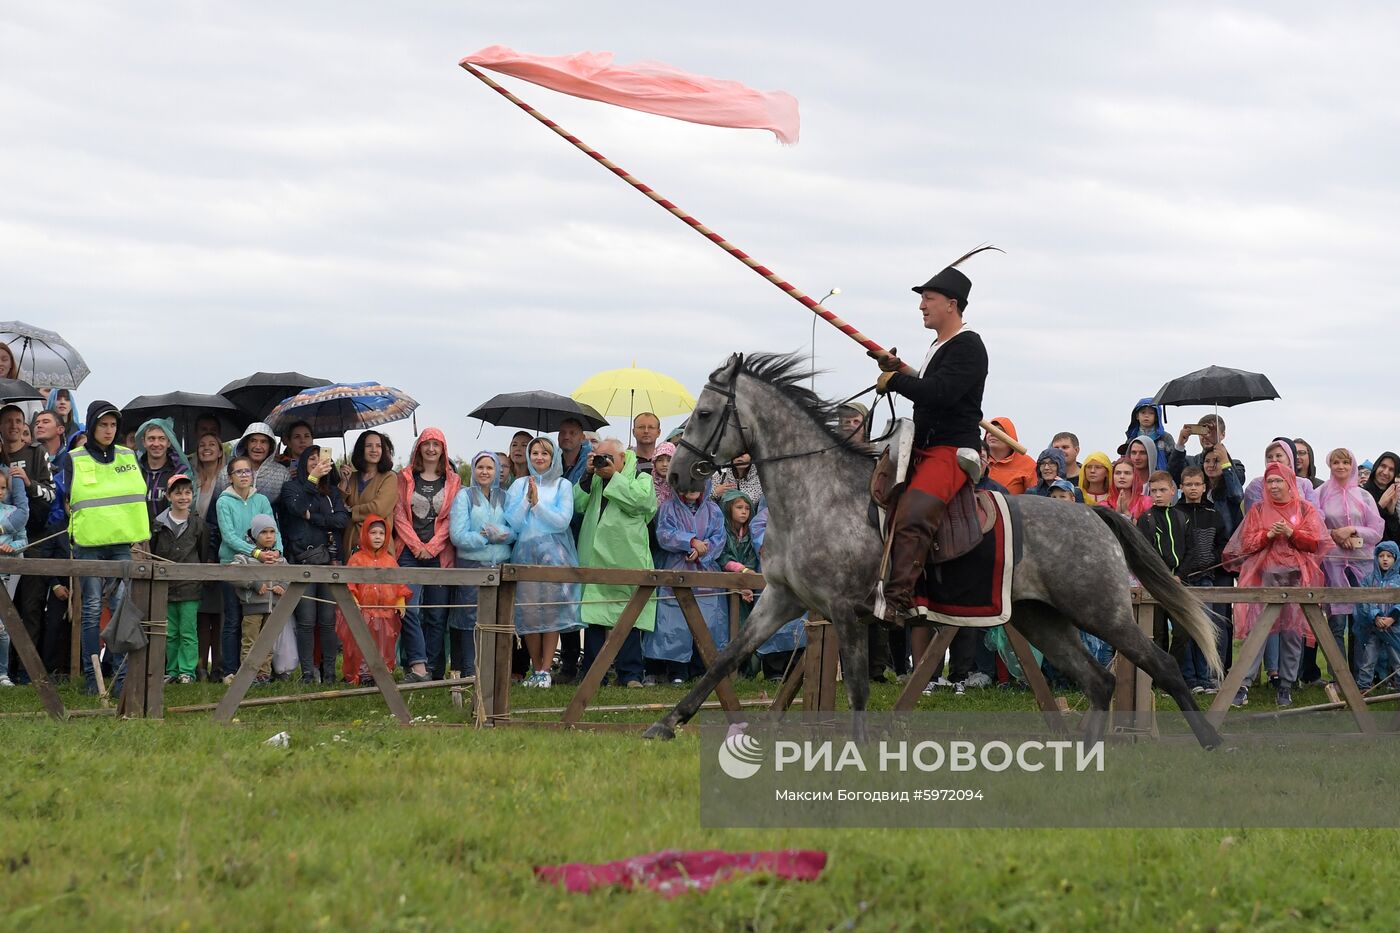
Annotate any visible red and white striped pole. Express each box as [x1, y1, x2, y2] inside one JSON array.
[[461, 62, 1023, 452]]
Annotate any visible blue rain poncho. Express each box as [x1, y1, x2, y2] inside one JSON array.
[[449, 450, 516, 631], [1353, 541, 1400, 646], [504, 441, 582, 635], [644, 480, 727, 663], [730, 500, 807, 657]]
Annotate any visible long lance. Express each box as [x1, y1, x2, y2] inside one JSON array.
[[460, 62, 1024, 454]]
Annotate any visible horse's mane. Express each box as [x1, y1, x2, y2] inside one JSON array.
[[722, 352, 874, 457]]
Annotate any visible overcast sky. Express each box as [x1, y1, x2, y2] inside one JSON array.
[[5, 3, 1397, 471]]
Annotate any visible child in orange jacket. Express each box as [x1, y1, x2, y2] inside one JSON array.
[[341, 515, 411, 684]]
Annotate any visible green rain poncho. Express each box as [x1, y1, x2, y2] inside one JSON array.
[[574, 449, 659, 630]]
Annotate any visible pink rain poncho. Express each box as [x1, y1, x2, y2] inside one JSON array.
[[535, 849, 827, 898], [1316, 448, 1384, 614], [1223, 463, 1328, 639]]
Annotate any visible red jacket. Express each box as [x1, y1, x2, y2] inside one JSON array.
[[393, 427, 461, 567]]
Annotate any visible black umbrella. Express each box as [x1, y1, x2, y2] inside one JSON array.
[[0, 378, 45, 404], [470, 391, 608, 433], [1152, 365, 1280, 408], [218, 371, 334, 421], [122, 392, 252, 448]]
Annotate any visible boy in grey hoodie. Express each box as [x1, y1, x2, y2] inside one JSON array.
[[228, 513, 288, 684]]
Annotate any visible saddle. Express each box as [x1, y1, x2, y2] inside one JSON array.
[[870, 436, 995, 566]]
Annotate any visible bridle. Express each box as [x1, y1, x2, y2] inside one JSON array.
[[676, 354, 888, 479]]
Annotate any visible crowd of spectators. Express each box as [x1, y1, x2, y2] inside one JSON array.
[[1, 351, 1395, 709]]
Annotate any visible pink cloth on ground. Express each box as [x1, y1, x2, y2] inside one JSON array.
[[462, 47, 800, 144], [534, 849, 827, 897]]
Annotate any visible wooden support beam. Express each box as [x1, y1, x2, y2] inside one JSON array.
[[1005, 623, 1069, 733], [0, 583, 65, 719], [1206, 603, 1282, 728], [328, 584, 413, 726], [1301, 602, 1377, 734], [674, 588, 741, 713], [213, 583, 307, 723], [561, 586, 655, 726], [894, 625, 957, 712]]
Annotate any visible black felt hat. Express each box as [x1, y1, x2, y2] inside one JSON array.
[[910, 245, 1003, 306]]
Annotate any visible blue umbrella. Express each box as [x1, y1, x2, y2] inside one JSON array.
[[265, 382, 419, 436]]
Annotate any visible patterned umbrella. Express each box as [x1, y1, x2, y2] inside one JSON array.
[[0, 321, 90, 389], [265, 382, 418, 436]]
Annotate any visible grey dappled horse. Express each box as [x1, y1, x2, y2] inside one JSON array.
[[642, 352, 1224, 749]]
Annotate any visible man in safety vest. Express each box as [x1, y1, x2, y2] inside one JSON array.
[[871, 255, 991, 621], [58, 400, 151, 694]]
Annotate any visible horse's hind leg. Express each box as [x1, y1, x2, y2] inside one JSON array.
[[1012, 601, 1115, 744], [1079, 598, 1222, 750]]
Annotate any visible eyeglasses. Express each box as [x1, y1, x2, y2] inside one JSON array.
[[232, 468, 253, 476]]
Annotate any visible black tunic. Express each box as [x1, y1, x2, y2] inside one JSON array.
[[885, 330, 987, 451]]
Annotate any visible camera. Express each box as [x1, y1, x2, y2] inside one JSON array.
[[592, 453, 613, 469]]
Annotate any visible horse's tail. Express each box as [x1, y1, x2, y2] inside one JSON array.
[[1091, 506, 1223, 677]]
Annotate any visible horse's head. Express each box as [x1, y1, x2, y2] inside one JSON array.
[[670, 353, 746, 494]]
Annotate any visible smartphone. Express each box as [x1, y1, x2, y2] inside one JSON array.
[[1186, 424, 1210, 436], [319, 446, 334, 464]]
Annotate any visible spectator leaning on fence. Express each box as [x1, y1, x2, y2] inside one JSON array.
[[504, 436, 582, 688], [0, 466, 30, 686], [60, 400, 150, 695], [215, 454, 283, 681], [150, 474, 208, 684], [447, 450, 515, 680], [575, 438, 658, 689]]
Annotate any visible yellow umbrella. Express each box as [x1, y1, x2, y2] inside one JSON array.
[[571, 364, 696, 420]]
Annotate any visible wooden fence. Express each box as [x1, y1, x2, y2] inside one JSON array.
[[1, 556, 1393, 734]]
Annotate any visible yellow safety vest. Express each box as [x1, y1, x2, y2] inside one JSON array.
[[68, 446, 150, 547]]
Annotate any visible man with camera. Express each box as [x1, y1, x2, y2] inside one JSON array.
[[1168, 413, 1246, 485], [575, 438, 658, 688]]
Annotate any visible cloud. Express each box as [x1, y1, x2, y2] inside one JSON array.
[[2, 1, 1397, 465]]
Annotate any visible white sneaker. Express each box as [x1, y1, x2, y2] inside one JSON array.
[[963, 672, 992, 689], [537, 671, 552, 689], [0, 675, 14, 687], [954, 681, 967, 697]]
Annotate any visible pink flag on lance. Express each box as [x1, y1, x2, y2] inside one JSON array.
[[461, 46, 800, 144]]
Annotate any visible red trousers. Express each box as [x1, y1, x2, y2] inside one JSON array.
[[907, 446, 969, 502]]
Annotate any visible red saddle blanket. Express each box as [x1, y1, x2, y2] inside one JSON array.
[[914, 490, 1016, 627]]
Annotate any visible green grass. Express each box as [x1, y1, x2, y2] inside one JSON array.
[[3, 674, 1399, 930]]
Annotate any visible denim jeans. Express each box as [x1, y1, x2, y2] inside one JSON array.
[[294, 581, 338, 680], [220, 581, 244, 678], [72, 543, 132, 691], [1357, 633, 1400, 690], [583, 623, 644, 685], [446, 557, 485, 677], [398, 550, 444, 671]]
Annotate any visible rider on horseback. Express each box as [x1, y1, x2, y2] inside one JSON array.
[[870, 253, 990, 621]]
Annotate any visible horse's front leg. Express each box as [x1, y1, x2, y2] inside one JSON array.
[[643, 584, 806, 740]]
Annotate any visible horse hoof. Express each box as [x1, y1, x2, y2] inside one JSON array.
[[642, 721, 677, 741]]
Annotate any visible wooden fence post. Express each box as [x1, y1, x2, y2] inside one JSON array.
[[801, 617, 840, 716], [213, 584, 307, 723]]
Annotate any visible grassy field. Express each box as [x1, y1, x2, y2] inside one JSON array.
[[3, 677, 1399, 931]]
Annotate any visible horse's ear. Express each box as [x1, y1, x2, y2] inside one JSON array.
[[711, 353, 742, 384]]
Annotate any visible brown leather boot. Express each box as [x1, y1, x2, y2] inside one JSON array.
[[882, 489, 948, 621]]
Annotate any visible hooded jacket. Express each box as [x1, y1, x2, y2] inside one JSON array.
[[215, 483, 282, 564], [1361, 451, 1400, 546], [1124, 397, 1175, 470], [1173, 497, 1226, 582], [45, 388, 80, 440], [393, 427, 461, 566], [151, 505, 210, 601], [135, 417, 194, 526], [58, 400, 141, 544], [1027, 447, 1084, 502], [1354, 541, 1400, 641], [346, 513, 412, 613], [280, 446, 350, 564], [1077, 450, 1114, 506], [1136, 502, 1186, 573], [574, 448, 659, 630], [1243, 438, 1320, 516], [449, 450, 515, 564], [235, 423, 289, 506], [983, 417, 1036, 495]]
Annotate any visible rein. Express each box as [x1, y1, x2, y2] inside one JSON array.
[[677, 355, 886, 479]]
